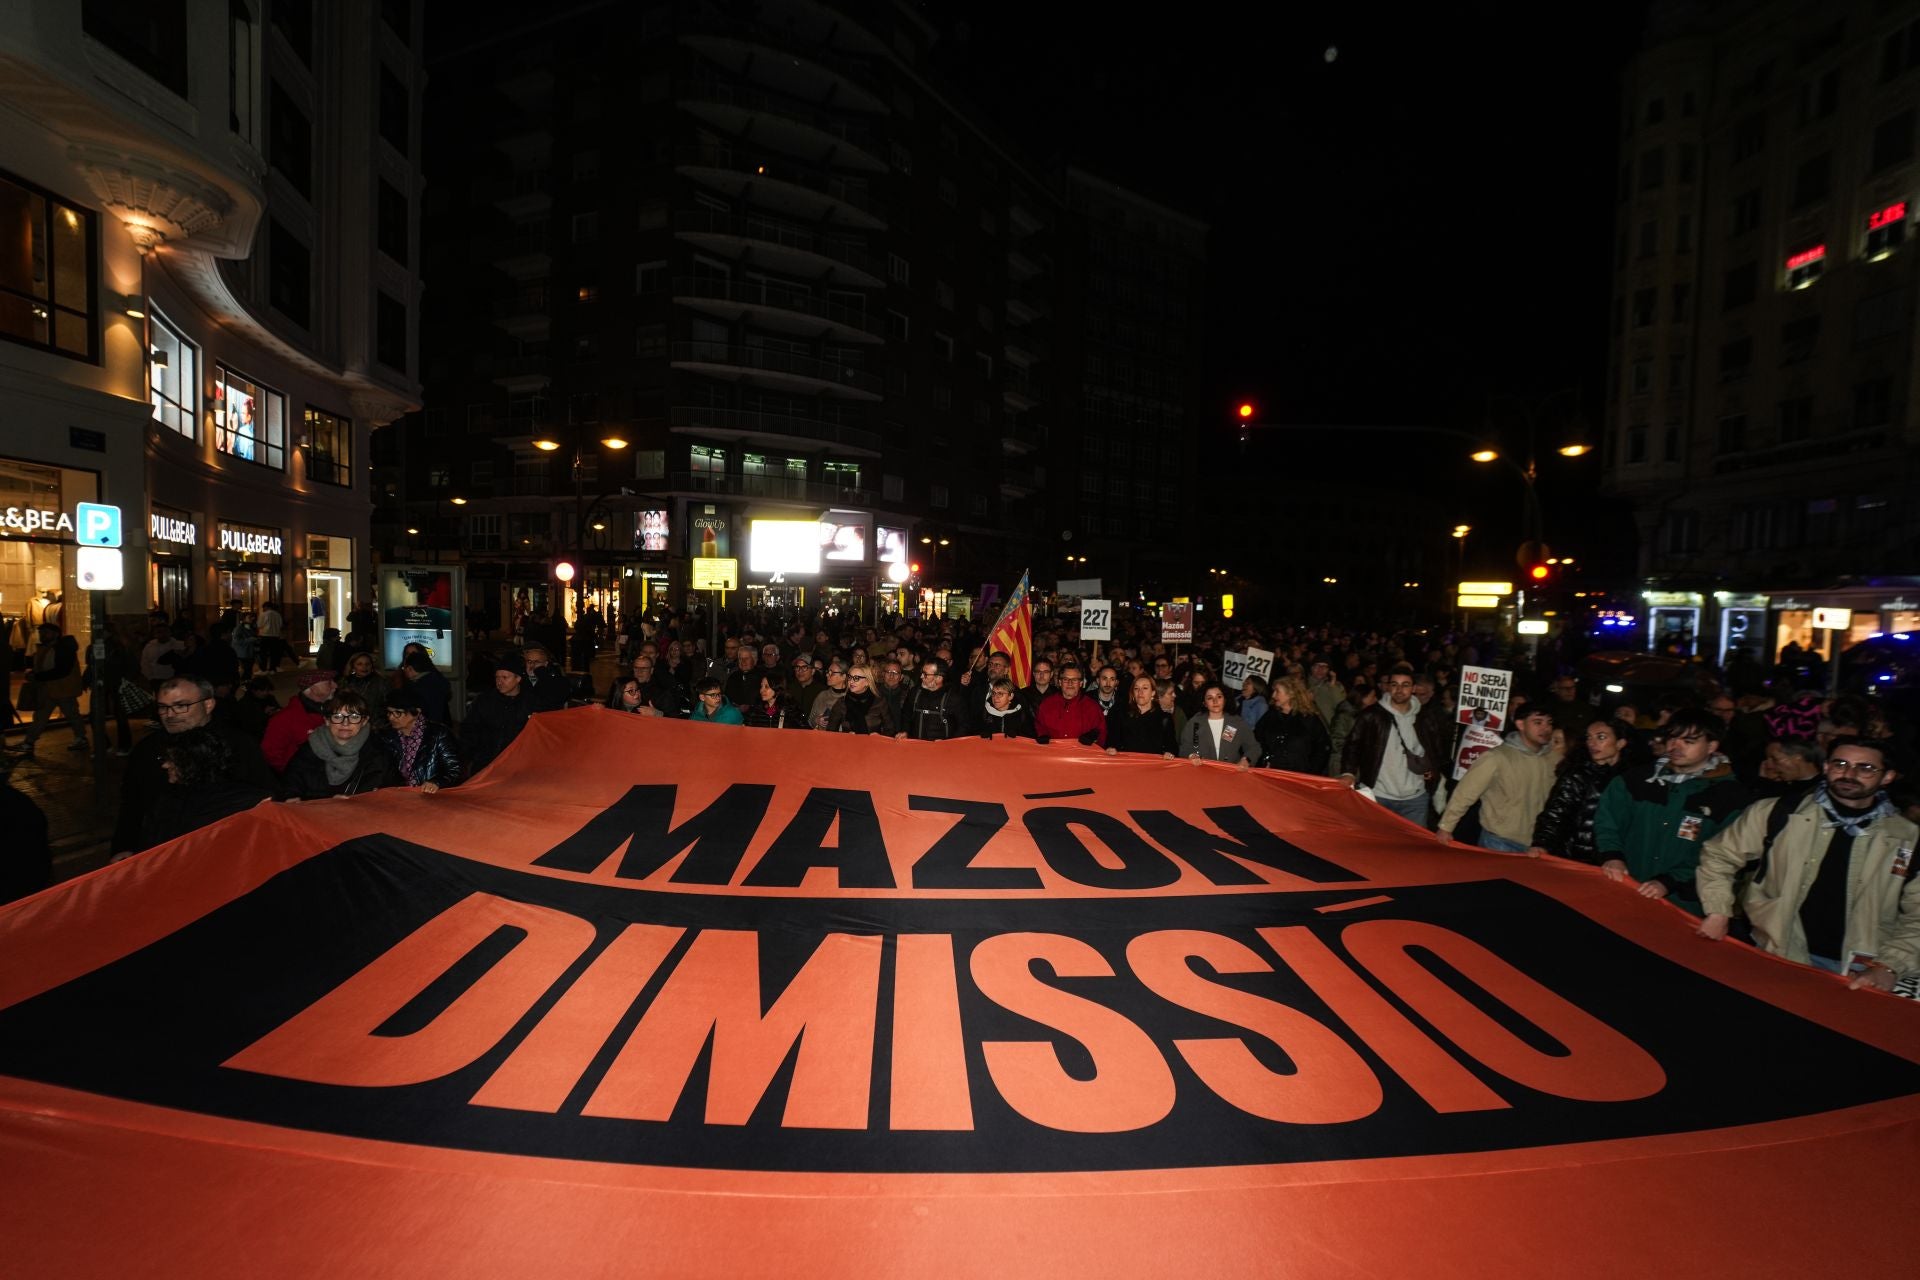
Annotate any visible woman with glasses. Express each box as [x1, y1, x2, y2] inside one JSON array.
[[978, 675, 1035, 740], [280, 690, 396, 799], [824, 665, 896, 734], [376, 686, 464, 794], [808, 662, 850, 730]]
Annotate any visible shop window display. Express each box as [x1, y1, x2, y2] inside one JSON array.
[[212, 367, 288, 470], [0, 457, 96, 723]]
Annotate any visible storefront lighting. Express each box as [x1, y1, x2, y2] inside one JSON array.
[[532, 437, 561, 451], [600, 435, 629, 449], [450, 496, 468, 505], [1558, 444, 1591, 457], [1470, 449, 1499, 463], [405, 527, 419, 535]]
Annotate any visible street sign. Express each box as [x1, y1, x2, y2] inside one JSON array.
[[1812, 607, 1852, 630], [1160, 602, 1193, 643], [1079, 598, 1112, 640], [691, 556, 738, 591], [1457, 580, 1515, 596], [76, 546, 124, 591], [1517, 619, 1550, 635], [1457, 594, 1501, 609], [75, 502, 121, 546]]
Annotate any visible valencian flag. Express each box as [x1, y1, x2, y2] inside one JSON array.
[[3, 710, 1920, 1276], [982, 567, 1033, 687]]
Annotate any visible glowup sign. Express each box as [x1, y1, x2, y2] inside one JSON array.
[[2, 713, 1918, 1275]]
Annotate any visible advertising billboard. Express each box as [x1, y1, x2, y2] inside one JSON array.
[[635, 510, 669, 553], [820, 512, 868, 563], [748, 519, 822, 574], [876, 525, 907, 566]]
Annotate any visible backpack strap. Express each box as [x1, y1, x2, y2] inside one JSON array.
[[1753, 782, 1817, 888]]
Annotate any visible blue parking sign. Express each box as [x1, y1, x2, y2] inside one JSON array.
[[75, 502, 122, 547]]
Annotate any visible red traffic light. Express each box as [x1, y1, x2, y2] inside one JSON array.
[[1528, 564, 1550, 581], [910, 562, 922, 575], [1237, 402, 1255, 419]]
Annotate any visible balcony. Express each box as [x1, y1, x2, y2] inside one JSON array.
[[1003, 365, 1040, 410], [673, 210, 884, 285], [491, 354, 552, 392], [676, 79, 886, 173], [673, 275, 881, 342], [679, 29, 887, 114], [999, 465, 1043, 497], [481, 170, 552, 218], [664, 471, 876, 509], [491, 285, 551, 340], [1000, 417, 1045, 455], [489, 225, 551, 279], [671, 404, 880, 457], [676, 144, 885, 229], [671, 340, 881, 399]]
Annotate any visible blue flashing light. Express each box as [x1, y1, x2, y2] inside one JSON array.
[[1878, 674, 1894, 683], [1871, 632, 1886, 639]]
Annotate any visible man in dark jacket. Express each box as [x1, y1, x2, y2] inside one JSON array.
[[898, 658, 970, 741], [1338, 665, 1452, 827], [401, 651, 453, 725], [16, 623, 88, 754], [723, 645, 761, 710], [522, 643, 571, 712], [464, 655, 534, 773], [112, 677, 276, 856]]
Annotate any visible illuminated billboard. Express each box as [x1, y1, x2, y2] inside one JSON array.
[[635, 510, 669, 553], [820, 512, 868, 563], [748, 519, 821, 574], [876, 525, 907, 566]]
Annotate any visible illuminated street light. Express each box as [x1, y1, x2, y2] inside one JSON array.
[[405, 527, 419, 535], [1470, 449, 1500, 463], [532, 437, 561, 451], [1452, 524, 1471, 538], [600, 434, 629, 449], [1557, 443, 1591, 457], [450, 496, 468, 505]]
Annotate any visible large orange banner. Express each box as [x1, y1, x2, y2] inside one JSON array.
[[3, 708, 1918, 1277]]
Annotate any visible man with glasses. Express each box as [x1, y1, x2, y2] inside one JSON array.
[[898, 659, 969, 741], [790, 654, 827, 722], [1697, 739, 1918, 991], [1022, 658, 1058, 708], [1594, 708, 1752, 915], [1033, 664, 1107, 747], [111, 676, 274, 858], [876, 660, 910, 728], [622, 653, 682, 717], [262, 670, 338, 773]]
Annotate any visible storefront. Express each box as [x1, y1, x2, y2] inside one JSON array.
[[1642, 590, 1702, 656], [304, 533, 355, 649], [1, 456, 97, 712], [1772, 584, 1920, 659], [214, 520, 286, 618], [1713, 592, 1770, 667], [147, 504, 197, 621]]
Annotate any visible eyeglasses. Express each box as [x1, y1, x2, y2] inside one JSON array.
[[155, 699, 206, 715], [1826, 760, 1884, 777], [829, 668, 847, 676], [848, 674, 869, 682], [326, 713, 367, 725]]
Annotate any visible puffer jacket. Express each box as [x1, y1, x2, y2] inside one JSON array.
[[1593, 758, 1752, 909], [1531, 759, 1624, 863]]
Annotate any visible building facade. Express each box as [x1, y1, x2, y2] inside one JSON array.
[[377, 0, 1207, 635], [0, 0, 422, 662], [1604, 0, 1920, 663]]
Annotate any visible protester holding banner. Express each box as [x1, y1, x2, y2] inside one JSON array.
[[743, 672, 807, 731], [1437, 705, 1559, 853], [464, 656, 535, 771], [978, 676, 1037, 740], [378, 687, 465, 793], [1340, 666, 1448, 827], [1107, 675, 1175, 757], [280, 692, 396, 800], [139, 727, 274, 848], [1254, 676, 1331, 775], [1695, 739, 1919, 987], [1593, 709, 1752, 912], [1183, 683, 1262, 769], [690, 677, 745, 725], [1034, 664, 1107, 747], [1529, 718, 1629, 863]]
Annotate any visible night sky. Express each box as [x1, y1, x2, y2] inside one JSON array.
[[947, 2, 1654, 577]]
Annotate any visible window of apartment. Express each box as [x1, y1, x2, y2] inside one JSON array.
[[573, 335, 600, 360], [890, 143, 913, 173], [1854, 288, 1908, 345], [690, 445, 725, 478], [148, 309, 196, 439], [823, 461, 861, 492], [1668, 352, 1688, 389], [934, 330, 954, 361], [1785, 243, 1827, 289], [213, 366, 287, 469], [635, 323, 666, 359], [1716, 413, 1748, 454], [1883, 19, 1920, 82], [1676, 144, 1695, 184], [376, 291, 407, 371], [934, 279, 955, 310], [930, 483, 949, 509], [932, 385, 952, 411], [1661, 510, 1699, 555], [938, 177, 958, 207], [1732, 114, 1766, 161], [0, 171, 96, 361], [1731, 189, 1761, 234], [1797, 69, 1839, 125], [1781, 313, 1820, 361], [570, 211, 598, 243], [1855, 376, 1893, 428], [1631, 359, 1653, 395], [272, 0, 311, 64], [268, 219, 310, 327], [465, 513, 503, 553], [1791, 153, 1831, 207], [1672, 282, 1691, 322], [1866, 201, 1910, 260], [976, 350, 994, 380], [882, 473, 904, 501], [268, 81, 311, 197], [1723, 261, 1757, 310], [886, 309, 909, 341], [636, 199, 667, 230], [1631, 287, 1655, 328], [888, 253, 910, 284], [83, 0, 190, 96], [1663, 423, 1683, 461], [1871, 110, 1916, 173], [635, 260, 665, 294], [1718, 336, 1753, 381], [304, 407, 352, 486], [470, 459, 495, 488], [378, 68, 409, 153], [1627, 424, 1648, 464], [377, 179, 408, 264], [575, 283, 599, 304], [1638, 148, 1664, 190], [1777, 395, 1813, 443]]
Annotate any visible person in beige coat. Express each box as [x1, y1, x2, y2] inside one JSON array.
[[1437, 706, 1559, 853], [1696, 739, 1919, 992]]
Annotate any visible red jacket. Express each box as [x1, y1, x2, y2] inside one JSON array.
[[262, 696, 326, 772], [1034, 692, 1107, 747]]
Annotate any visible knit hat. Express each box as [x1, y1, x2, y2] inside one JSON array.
[[297, 669, 338, 689], [496, 654, 527, 678]]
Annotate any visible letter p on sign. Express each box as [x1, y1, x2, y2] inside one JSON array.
[[75, 502, 122, 548]]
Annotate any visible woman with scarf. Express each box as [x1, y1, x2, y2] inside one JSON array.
[[743, 670, 807, 730], [376, 686, 464, 793], [977, 675, 1035, 740], [281, 690, 396, 799], [824, 664, 897, 734]]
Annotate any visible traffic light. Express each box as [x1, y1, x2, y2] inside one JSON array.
[[1527, 563, 1551, 583], [1237, 402, 1255, 420]]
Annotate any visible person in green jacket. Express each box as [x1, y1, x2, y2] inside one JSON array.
[[1593, 709, 1753, 914], [690, 676, 745, 725]]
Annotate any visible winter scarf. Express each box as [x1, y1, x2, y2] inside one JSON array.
[[307, 723, 372, 787], [1647, 752, 1729, 786], [1814, 782, 1896, 838], [395, 720, 424, 780]]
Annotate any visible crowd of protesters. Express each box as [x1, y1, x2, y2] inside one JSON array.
[[9, 594, 1915, 1000]]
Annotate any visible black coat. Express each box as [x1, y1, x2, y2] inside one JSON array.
[[825, 690, 895, 734], [903, 686, 970, 740], [1255, 708, 1332, 775], [112, 721, 276, 854], [281, 733, 397, 799], [407, 669, 452, 726], [1106, 706, 1176, 755], [1530, 758, 1623, 863], [463, 689, 533, 773], [979, 700, 1037, 740], [376, 721, 467, 788], [1341, 699, 1452, 791], [526, 666, 572, 713], [742, 699, 808, 730], [141, 779, 274, 848]]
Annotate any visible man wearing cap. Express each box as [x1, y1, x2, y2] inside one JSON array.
[[1437, 704, 1560, 853], [261, 669, 337, 772], [464, 654, 534, 773]]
